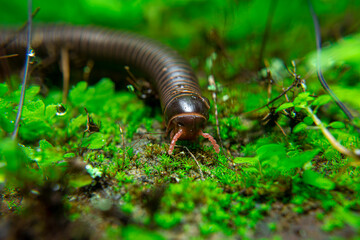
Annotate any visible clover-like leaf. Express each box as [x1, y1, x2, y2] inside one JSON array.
[[81, 132, 107, 149], [303, 170, 335, 190], [276, 102, 294, 113]]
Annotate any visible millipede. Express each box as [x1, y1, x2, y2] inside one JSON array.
[[0, 25, 220, 154]]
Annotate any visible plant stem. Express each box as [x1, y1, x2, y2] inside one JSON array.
[[305, 107, 360, 162]]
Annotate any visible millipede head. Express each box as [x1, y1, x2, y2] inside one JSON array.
[[167, 113, 207, 141], [165, 94, 209, 139], [165, 95, 219, 154]]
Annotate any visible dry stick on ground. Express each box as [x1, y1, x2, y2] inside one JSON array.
[[305, 107, 360, 162], [12, 0, 33, 139], [84, 108, 100, 134], [124, 66, 142, 93], [207, 75, 251, 185], [83, 59, 94, 82], [264, 61, 288, 135], [243, 74, 300, 116], [266, 70, 272, 102], [2, 8, 39, 49], [274, 121, 287, 136], [208, 75, 225, 153], [0, 54, 19, 59], [119, 125, 126, 170], [18, 7, 40, 33], [177, 144, 244, 184], [60, 48, 70, 104], [183, 146, 204, 181], [245, 60, 307, 117]]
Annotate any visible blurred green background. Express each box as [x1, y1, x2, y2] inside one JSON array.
[[1, 2, 360, 240], [1, 0, 359, 69]]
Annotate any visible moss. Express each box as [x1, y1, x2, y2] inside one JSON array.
[[1, 1, 360, 239]]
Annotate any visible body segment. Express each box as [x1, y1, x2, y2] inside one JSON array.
[[0, 25, 219, 153]]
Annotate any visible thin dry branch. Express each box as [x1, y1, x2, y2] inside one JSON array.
[[305, 107, 360, 162]]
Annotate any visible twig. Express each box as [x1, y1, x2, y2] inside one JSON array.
[[243, 79, 298, 116], [266, 70, 272, 102], [245, 60, 306, 116], [183, 146, 204, 181], [19, 7, 40, 33], [208, 75, 225, 152], [12, 0, 33, 139], [2, 7, 39, 49], [119, 125, 126, 170], [0, 54, 18, 59], [124, 66, 142, 92], [60, 48, 70, 104], [84, 108, 100, 134], [305, 107, 360, 162], [83, 59, 94, 82], [274, 121, 287, 136]]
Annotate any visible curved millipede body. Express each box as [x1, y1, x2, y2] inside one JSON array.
[[0, 25, 220, 154]]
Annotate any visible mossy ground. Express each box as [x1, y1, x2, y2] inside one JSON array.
[[1, 0, 360, 239]]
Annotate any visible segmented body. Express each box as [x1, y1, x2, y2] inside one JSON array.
[[0, 25, 219, 154]]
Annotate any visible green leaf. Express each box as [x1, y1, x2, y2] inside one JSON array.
[[257, 144, 286, 161], [68, 115, 87, 136], [94, 78, 114, 95], [242, 167, 260, 174], [312, 95, 332, 107], [27, 99, 45, 112], [0, 113, 14, 133], [19, 144, 38, 161], [69, 81, 89, 106], [64, 153, 76, 158], [0, 138, 30, 173], [22, 99, 45, 117], [69, 79, 116, 113], [293, 122, 307, 133], [69, 175, 93, 188], [233, 156, 259, 166], [303, 116, 313, 125], [19, 119, 52, 141], [86, 78, 115, 113], [45, 104, 59, 119], [0, 83, 8, 97], [294, 106, 303, 112], [24, 85, 41, 101], [293, 92, 314, 107], [122, 225, 166, 240], [81, 132, 107, 149], [353, 118, 360, 128], [294, 92, 310, 104], [280, 149, 320, 170], [39, 139, 54, 150], [0, 165, 4, 183], [256, 144, 287, 169], [155, 212, 183, 229], [303, 170, 335, 190], [328, 121, 345, 129], [275, 102, 294, 113]]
